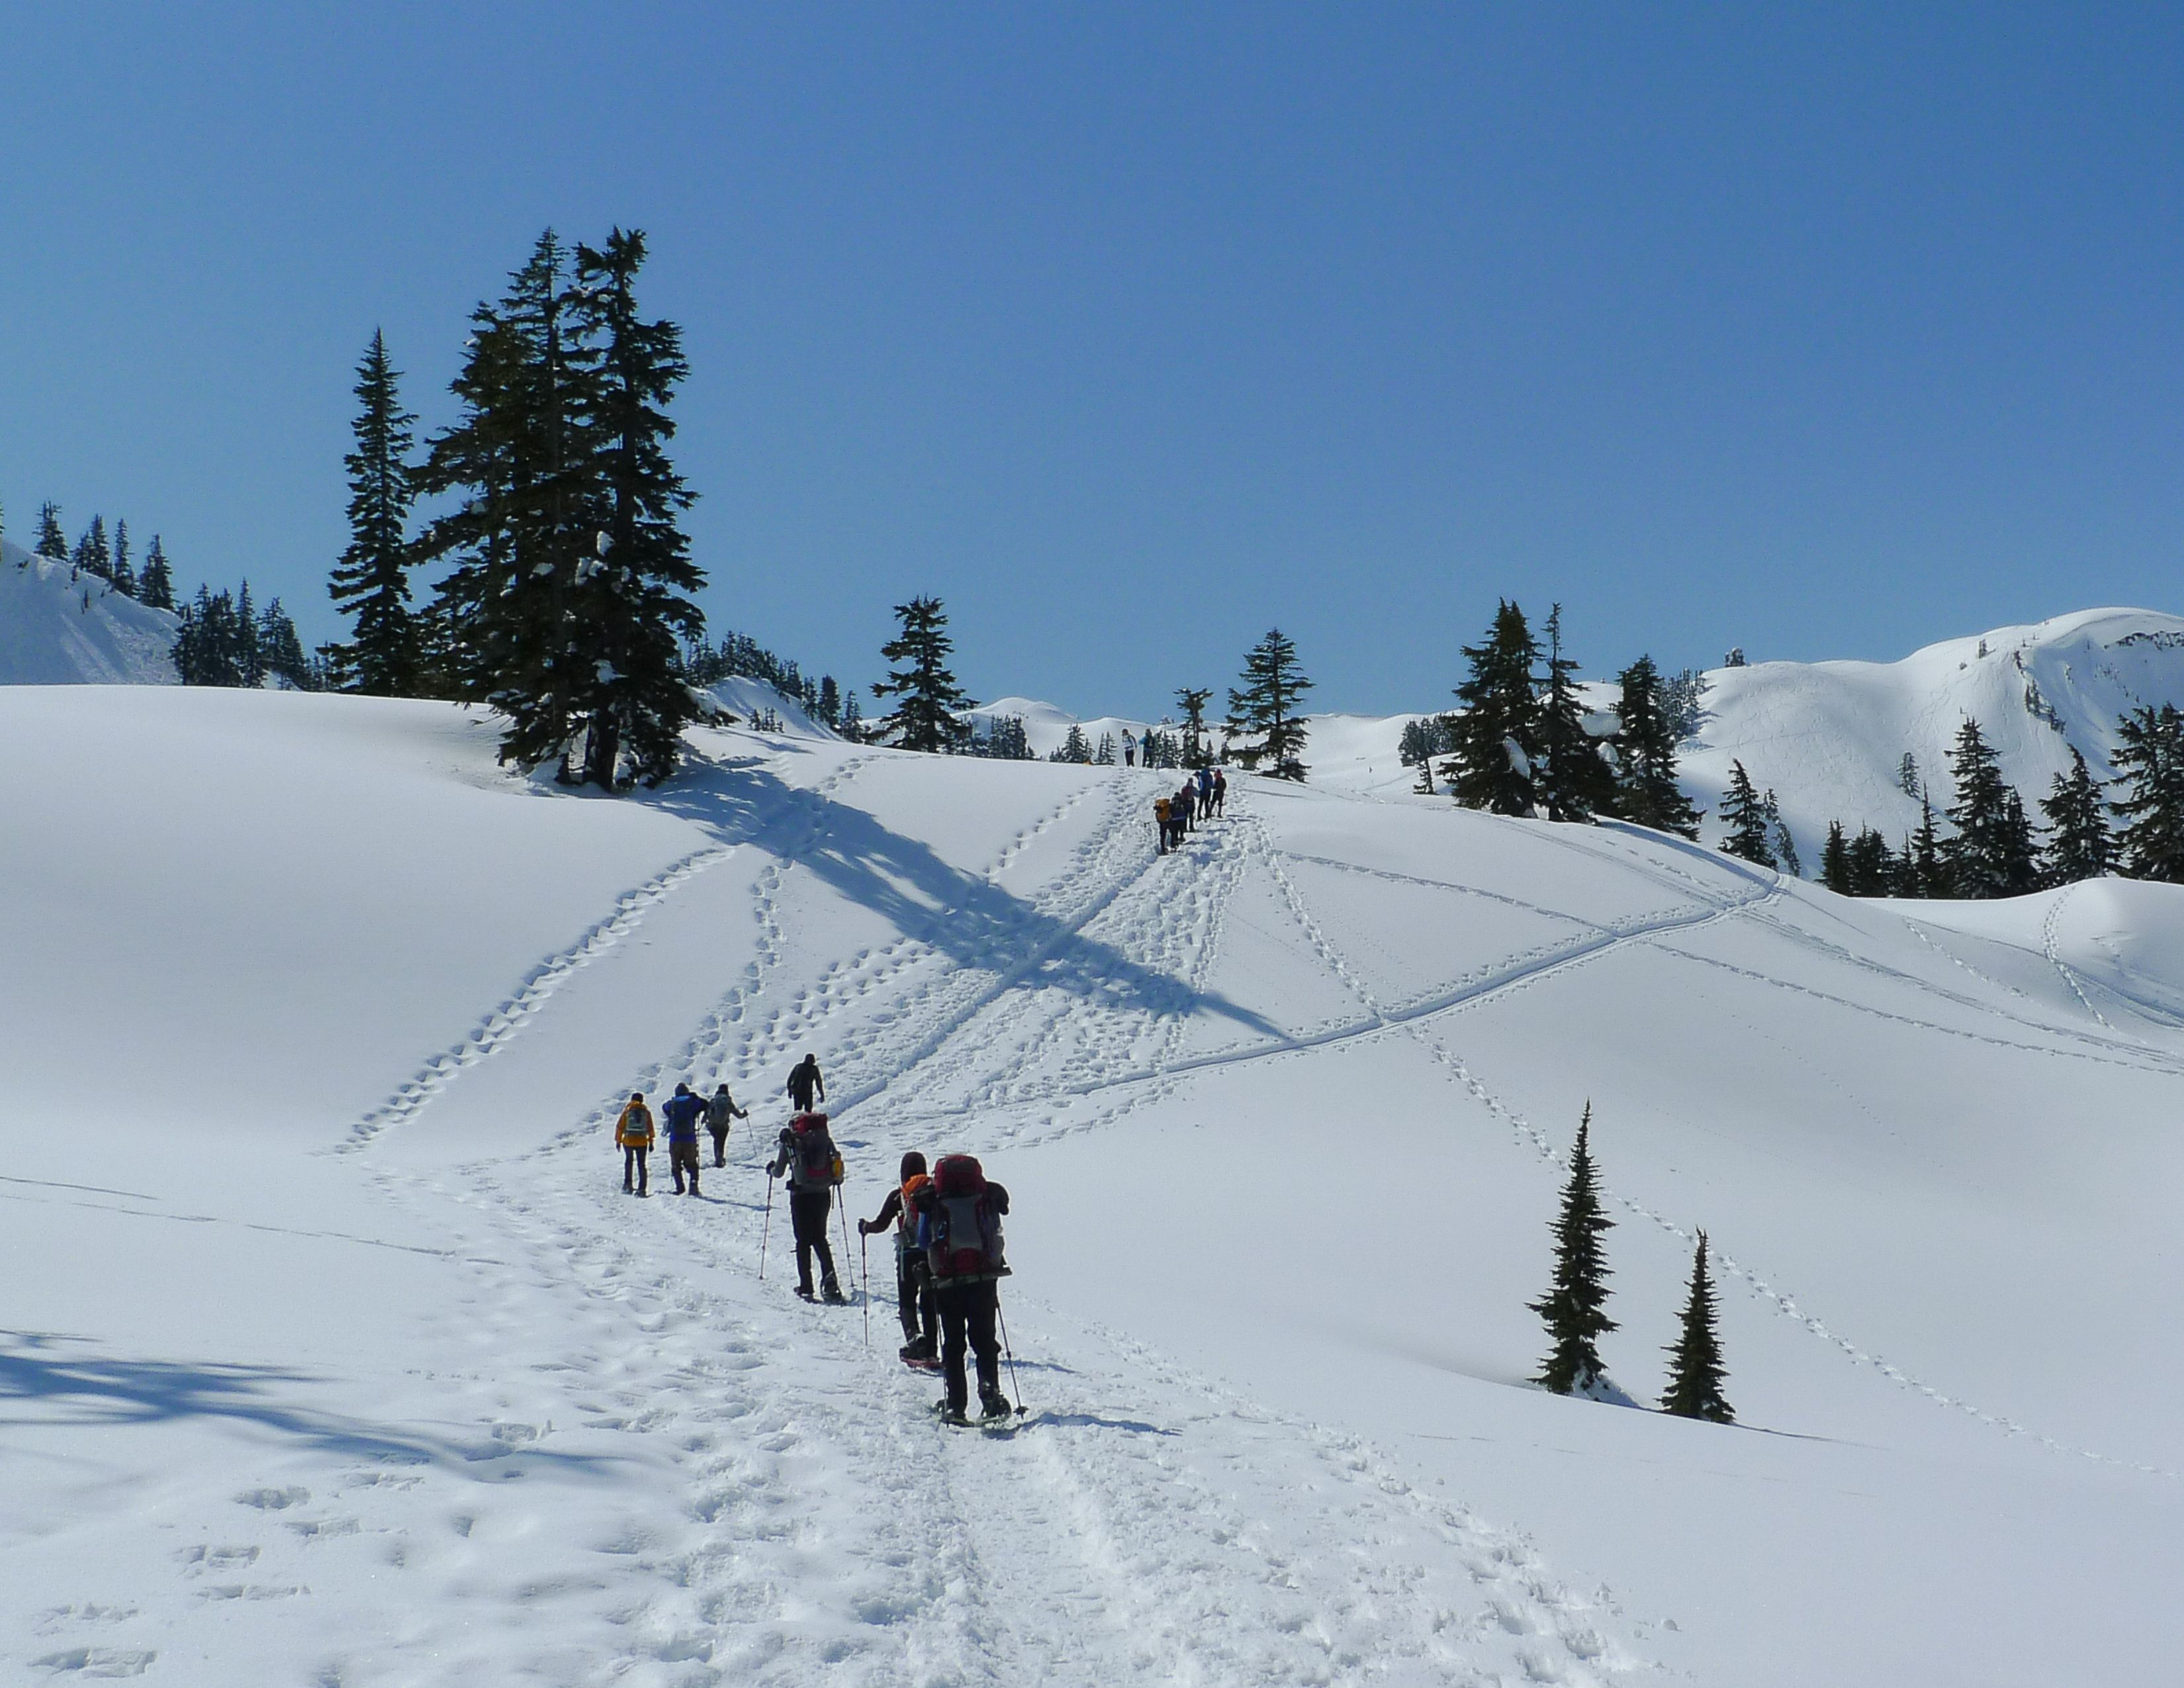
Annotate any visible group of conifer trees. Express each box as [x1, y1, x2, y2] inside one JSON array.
[[324, 228, 705, 788], [1430, 599, 1704, 833], [19, 505, 177, 612], [1531, 1105, 1731, 1424]]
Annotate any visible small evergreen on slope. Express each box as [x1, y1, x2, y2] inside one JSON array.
[[1717, 761, 1776, 868], [326, 328, 423, 696], [35, 502, 68, 561], [1611, 655, 1700, 838], [1529, 1103, 1618, 1396], [2040, 749, 2113, 885], [1661, 1231, 1733, 1423], [872, 596, 974, 753], [2110, 704, 2184, 882], [1534, 604, 1618, 823], [1943, 718, 2038, 898], [1225, 628, 1312, 780], [1445, 600, 1540, 816], [1175, 686, 1214, 769], [138, 536, 176, 610]]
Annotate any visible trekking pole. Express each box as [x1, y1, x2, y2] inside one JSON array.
[[759, 1170, 775, 1280], [838, 1194, 855, 1299], [860, 1230, 871, 1348], [996, 1298, 1027, 1415]]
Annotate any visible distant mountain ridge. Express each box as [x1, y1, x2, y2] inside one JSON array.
[[1, 536, 179, 684]]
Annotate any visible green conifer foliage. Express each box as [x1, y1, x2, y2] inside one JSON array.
[[111, 520, 136, 598], [1661, 1231, 1733, 1423], [35, 502, 68, 560], [1610, 654, 1701, 837], [872, 596, 974, 753], [1717, 761, 1776, 867], [1534, 604, 1617, 823], [1225, 629, 1312, 780], [1819, 821, 1852, 892], [2110, 704, 2184, 882], [1942, 718, 2038, 896], [1529, 1104, 1618, 1397], [138, 536, 176, 610], [2039, 748, 2113, 884], [1446, 600, 1540, 815], [1175, 686, 1214, 769], [328, 328, 422, 696]]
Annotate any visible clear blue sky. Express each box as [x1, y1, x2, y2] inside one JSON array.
[[3, 4, 2180, 718]]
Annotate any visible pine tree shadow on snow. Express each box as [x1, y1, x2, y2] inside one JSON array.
[[0, 1331, 616, 1476], [641, 753, 1285, 1051]]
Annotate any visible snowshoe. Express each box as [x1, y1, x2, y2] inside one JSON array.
[[979, 1392, 1014, 1421], [933, 1399, 970, 1427], [821, 1283, 848, 1305], [794, 1286, 817, 1302]]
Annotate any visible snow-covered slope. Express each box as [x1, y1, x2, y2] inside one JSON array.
[[9, 687, 2184, 1685], [707, 673, 841, 738], [963, 694, 1156, 759], [0, 535, 179, 684]]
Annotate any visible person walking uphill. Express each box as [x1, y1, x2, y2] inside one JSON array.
[[786, 1053, 825, 1114], [705, 1083, 747, 1167], [770, 1111, 846, 1302], [913, 1154, 1014, 1423], [615, 1092, 655, 1196], [860, 1152, 938, 1364], [661, 1082, 707, 1196]]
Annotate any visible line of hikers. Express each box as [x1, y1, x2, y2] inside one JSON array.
[[612, 1052, 1017, 1424], [1154, 765, 1226, 854]]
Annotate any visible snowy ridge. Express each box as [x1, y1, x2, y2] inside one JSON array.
[[11, 687, 2184, 1684], [0, 536, 179, 684]]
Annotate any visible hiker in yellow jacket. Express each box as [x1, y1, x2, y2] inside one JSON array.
[[615, 1092, 655, 1197]]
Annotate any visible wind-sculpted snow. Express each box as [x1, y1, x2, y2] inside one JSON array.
[[9, 689, 2184, 1685]]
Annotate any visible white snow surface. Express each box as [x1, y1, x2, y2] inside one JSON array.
[[0, 536, 180, 684], [7, 686, 2184, 1685], [706, 674, 841, 740]]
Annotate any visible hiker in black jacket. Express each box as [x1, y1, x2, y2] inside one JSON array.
[[860, 1151, 938, 1363], [705, 1084, 748, 1167], [786, 1053, 825, 1113]]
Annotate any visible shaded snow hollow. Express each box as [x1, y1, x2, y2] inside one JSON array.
[[7, 686, 2184, 1685]]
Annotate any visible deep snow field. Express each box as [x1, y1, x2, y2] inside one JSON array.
[[7, 684, 2184, 1687]]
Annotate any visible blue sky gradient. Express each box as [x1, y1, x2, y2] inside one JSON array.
[[3, 4, 2180, 718]]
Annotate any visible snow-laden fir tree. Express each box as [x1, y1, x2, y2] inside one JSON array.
[[1534, 604, 1617, 823], [1052, 723, 1092, 765], [111, 520, 135, 598], [1445, 600, 1539, 815], [1175, 687, 1214, 769], [817, 675, 841, 729], [2039, 747, 2112, 884], [1610, 655, 1700, 838], [839, 691, 864, 742], [35, 502, 68, 561], [1717, 761, 1776, 867], [138, 536, 175, 610], [1529, 1103, 1617, 1396], [1819, 821, 1851, 892], [1897, 751, 1923, 799], [2110, 704, 2184, 882], [1760, 788, 1800, 877], [1095, 732, 1116, 766], [872, 596, 974, 753], [326, 328, 422, 697], [73, 516, 111, 582], [1661, 1231, 1733, 1423], [1944, 718, 2036, 897], [1225, 628, 1312, 780], [1905, 797, 1944, 897]]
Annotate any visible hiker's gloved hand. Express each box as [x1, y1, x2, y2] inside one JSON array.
[[857, 1220, 872, 1235]]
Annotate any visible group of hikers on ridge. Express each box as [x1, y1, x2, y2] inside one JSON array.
[[1154, 765, 1226, 855], [612, 1052, 1019, 1425]]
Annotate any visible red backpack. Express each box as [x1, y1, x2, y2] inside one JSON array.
[[919, 1154, 1007, 1280]]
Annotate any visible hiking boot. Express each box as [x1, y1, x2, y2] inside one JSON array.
[[794, 1285, 816, 1302], [935, 1399, 968, 1425], [899, 1338, 935, 1362], [979, 1391, 1013, 1421], [821, 1282, 848, 1305], [686, 1183, 700, 1197]]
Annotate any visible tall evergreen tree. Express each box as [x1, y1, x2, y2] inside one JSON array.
[[872, 595, 974, 752], [2110, 704, 2184, 883], [73, 516, 111, 581], [1225, 628, 1312, 780], [1445, 600, 1541, 815], [1610, 654, 1701, 838], [35, 502, 68, 560], [1717, 761, 1776, 867], [1529, 1103, 1618, 1396], [1052, 723, 1093, 765], [327, 328, 422, 696], [111, 520, 136, 597], [1761, 788, 1801, 877], [1661, 1231, 1733, 1423], [1819, 821, 1852, 893], [1534, 604, 1617, 823], [817, 675, 841, 729], [1905, 798, 1945, 898], [1846, 825, 1898, 894], [1943, 718, 2034, 897], [138, 535, 176, 610], [564, 227, 706, 785], [2040, 748, 2112, 885], [1175, 686, 1214, 769]]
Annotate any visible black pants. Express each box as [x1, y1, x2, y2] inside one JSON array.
[[935, 1278, 1001, 1412], [668, 1140, 701, 1194], [790, 1189, 837, 1291], [622, 1145, 649, 1193], [708, 1127, 729, 1167], [790, 1088, 817, 1114], [897, 1246, 936, 1346]]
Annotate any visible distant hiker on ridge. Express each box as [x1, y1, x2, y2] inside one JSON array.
[[770, 1110, 846, 1302], [661, 1081, 706, 1197], [615, 1092, 654, 1197], [860, 1151, 938, 1365], [787, 1053, 825, 1113], [1122, 730, 1138, 767], [705, 1082, 749, 1168]]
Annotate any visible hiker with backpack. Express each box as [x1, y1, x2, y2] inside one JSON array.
[[911, 1154, 1013, 1422], [1197, 765, 1214, 812], [705, 1083, 748, 1168], [858, 1151, 939, 1365], [1210, 767, 1226, 816], [1175, 779, 1197, 833], [661, 1082, 707, 1196], [615, 1092, 655, 1196], [786, 1053, 825, 1113], [1153, 795, 1173, 855], [769, 1111, 846, 1302]]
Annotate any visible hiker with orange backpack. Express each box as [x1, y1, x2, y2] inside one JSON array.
[[859, 1151, 939, 1366], [912, 1154, 1015, 1422], [769, 1111, 846, 1303], [615, 1092, 655, 1197]]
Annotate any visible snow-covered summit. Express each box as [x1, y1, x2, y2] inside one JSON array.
[[963, 695, 1157, 758], [0, 535, 179, 684]]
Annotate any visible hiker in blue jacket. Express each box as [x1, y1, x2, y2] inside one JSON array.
[[660, 1082, 707, 1196]]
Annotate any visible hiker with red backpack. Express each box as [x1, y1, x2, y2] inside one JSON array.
[[912, 1154, 1015, 1423], [769, 1111, 847, 1302], [858, 1151, 939, 1366]]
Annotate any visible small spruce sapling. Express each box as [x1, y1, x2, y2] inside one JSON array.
[[1529, 1103, 1618, 1397], [1661, 1231, 1734, 1423]]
